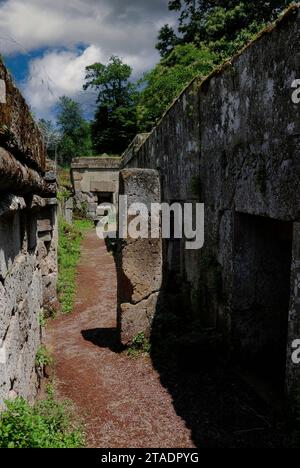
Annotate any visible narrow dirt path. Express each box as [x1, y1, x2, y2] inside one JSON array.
[[47, 230, 194, 448]]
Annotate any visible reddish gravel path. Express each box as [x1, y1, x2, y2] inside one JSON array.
[[47, 230, 194, 448]]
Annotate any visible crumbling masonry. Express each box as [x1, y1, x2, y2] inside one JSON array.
[[0, 57, 57, 405], [118, 6, 300, 400]]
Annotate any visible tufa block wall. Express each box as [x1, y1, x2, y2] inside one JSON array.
[[0, 58, 57, 406], [122, 6, 300, 397]]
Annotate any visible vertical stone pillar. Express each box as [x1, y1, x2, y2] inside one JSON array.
[[117, 169, 162, 345], [286, 222, 300, 400], [64, 198, 74, 225]]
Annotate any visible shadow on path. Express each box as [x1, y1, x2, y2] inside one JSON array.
[[81, 328, 125, 353]]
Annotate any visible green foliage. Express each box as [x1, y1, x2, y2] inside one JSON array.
[[157, 1, 293, 58], [0, 389, 85, 448], [57, 187, 72, 202], [127, 332, 151, 358], [84, 56, 137, 155], [140, 1, 293, 129], [35, 346, 53, 368], [47, 2, 294, 159], [74, 219, 94, 232], [38, 310, 46, 328], [156, 24, 180, 57], [138, 44, 217, 131], [58, 218, 93, 314], [84, 55, 133, 106], [56, 96, 93, 166]]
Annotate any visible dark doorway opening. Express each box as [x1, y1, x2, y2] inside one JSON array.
[[232, 213, 293, 397], [96, 192, 113, 205]]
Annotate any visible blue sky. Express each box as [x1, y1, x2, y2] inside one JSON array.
[[0, 0, 175, 121]]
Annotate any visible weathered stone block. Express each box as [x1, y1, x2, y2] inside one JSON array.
[[0, 50, 58, 407], [0, 79, 6, 104], [0, 57, 46, 170], [120, 293, 159, 344], [118, 169, 162, 345], [38, 232, 52, 243], [121, 239, 162, 304], [37, 219, 52, 233], [0, 212, 22, 279], [0, 281, 14, 342]]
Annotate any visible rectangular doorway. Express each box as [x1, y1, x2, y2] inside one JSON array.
[[97, 192, 114, 205], [232, 213, 293, 395]]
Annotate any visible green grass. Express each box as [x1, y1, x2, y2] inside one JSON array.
[[57, 217, 93, 314], [0, 387, 85, 448], [73, 218, 94, 232]]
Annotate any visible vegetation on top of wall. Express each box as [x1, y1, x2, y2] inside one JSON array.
[[137, 44, 218, 131], [57, 218, 93, 314], [137, 1, 294, 131], [156, 1, 293, 58], [0, 387, 85, 448]]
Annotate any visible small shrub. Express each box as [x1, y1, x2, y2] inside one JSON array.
[[57, 188, 72, 202], [38, 310, 46, 328], [43, 304, 57, 320], [0, 388, 85, 448], [35, 346, 53, 369], [127, 332, 151, 357]]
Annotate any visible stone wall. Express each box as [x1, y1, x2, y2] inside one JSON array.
[[71, 157, 121, 220], [0, 58, 57, 406], [121, 6, 300, 397]]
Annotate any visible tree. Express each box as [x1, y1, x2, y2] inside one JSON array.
[[156, 24, 179, 57], [83, 56, 137, 155], [157, 1, 293, 58], [56, 96, 93, 166]]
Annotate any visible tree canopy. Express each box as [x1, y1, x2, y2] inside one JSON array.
[[157, 1, 292, 58], [45, 1, 293, 165], [56, 96, 92, 166], [83, 56, 137, 155]]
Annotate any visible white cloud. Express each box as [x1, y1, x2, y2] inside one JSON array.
[[0, 0, 176, 119], [0, 0, 174, 56], [23, 45, 103, 119]]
